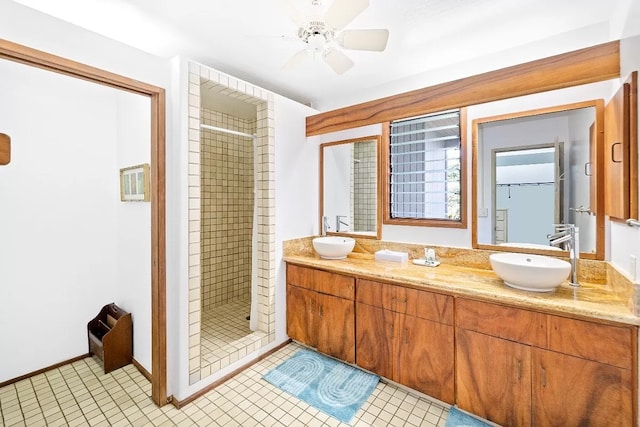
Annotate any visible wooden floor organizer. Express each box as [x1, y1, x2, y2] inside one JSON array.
[[87, 303, 132, 374]]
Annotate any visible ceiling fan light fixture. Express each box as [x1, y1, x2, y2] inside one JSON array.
[[307, 33, 327, 52], [282, 0, 388, 75]]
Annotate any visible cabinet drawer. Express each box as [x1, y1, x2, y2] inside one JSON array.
[[357, 279, 452, 324], [547, 315, 635, 369], [456, 299, 547, 348], [287, 264, 354, 300]]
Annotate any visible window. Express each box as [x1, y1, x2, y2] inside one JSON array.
[[384, 109, 466, 227]]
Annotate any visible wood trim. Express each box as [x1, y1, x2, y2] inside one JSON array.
[[0, 39, 167, 405], [0, 354, 89, 388], [629, 72, 638, 221], [306, 41, 620, 136], [595, 99, 606, 258], [171, 340, 292, 409], [381, 122, 391, 229], [0, 39, 161, 95], [319, 135, 383, 239], [459, 108, 468, 229], [132, 358, 153, 382], [382, 108, 468, 228], [471, 99, 606, 260], [378, 125, 388, 238], [150, 89, 168, 406]]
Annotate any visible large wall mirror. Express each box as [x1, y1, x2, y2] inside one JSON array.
[[320, 135, 382, 239], [472, 99, 605, 259]]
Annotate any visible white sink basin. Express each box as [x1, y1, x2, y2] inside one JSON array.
[[312, 236, 356, 260], [489, 253, 571, 292]]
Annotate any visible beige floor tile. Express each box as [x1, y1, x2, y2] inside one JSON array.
[[0, 343, 456, 427]]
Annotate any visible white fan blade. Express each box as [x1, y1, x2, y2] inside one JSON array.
[[339, 29, 389, 51], [282, 49, 309, 70], [324, 0, 369, 30], [323, 49, 354, 75], [278, 0, 306, 27]]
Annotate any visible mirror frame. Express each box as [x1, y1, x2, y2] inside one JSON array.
[[320, 135, 382, 239], [471, 99, 605, 260]]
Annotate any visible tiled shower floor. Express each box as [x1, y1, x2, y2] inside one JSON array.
[[200, 298, 264, 366], [0, 342, 452, 426]]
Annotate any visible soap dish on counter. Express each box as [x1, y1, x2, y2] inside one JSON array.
[[412, 259, 441, 267]]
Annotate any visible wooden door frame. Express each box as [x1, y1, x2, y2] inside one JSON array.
[[0, 39, 167, 405]]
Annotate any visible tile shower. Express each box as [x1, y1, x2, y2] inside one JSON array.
[[352, 140, 377, 232], [187, 62, 276, 384]]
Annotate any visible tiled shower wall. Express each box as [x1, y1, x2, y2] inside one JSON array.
[[187, 62, 276, 384], [200, 108, 255, 309], [353, 141, 377, 232]]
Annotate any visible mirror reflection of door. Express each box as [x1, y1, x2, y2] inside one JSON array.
[[492, 145, 560, 245]]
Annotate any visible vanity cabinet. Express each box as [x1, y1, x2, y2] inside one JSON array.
[[355, 279, 455, 403], [286, 264, 355, 363], [456, 298, 635, 426]]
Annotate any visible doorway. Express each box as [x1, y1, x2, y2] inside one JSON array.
[[0, 39, 167, 405]]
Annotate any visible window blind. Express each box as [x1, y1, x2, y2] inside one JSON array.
[[389, 110, 461, 220]]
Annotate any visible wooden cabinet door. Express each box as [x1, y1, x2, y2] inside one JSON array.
[[355, 303, 397, 380], [605, 71, 638, 220], [532, 348, 632, 427], [286, 285, 317, 348], [398, 316, 454, 404], [456, 329, 532, 426], [316, 293, 355, 363]]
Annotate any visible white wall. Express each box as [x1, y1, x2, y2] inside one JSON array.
[[0, 2, 167, 382], [0, 0, 169, 89], [274, 97, 322, 348], [0, 60, 116, 381], [115, 92, 152, 372]]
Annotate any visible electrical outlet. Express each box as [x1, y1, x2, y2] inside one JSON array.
[[631, 255, 637, 282], [478, 208, 488, 217]]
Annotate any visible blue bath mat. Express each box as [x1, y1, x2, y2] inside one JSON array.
[[445, 407, 493, 427], [263, 349, 379, 423]]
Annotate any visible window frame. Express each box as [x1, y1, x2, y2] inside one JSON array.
[[382, 108, 467, 228]]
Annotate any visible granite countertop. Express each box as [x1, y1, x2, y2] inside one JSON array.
[[284, 250, 640, 327]]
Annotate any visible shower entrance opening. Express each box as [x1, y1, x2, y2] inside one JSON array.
[[187, 62, 276, 384]]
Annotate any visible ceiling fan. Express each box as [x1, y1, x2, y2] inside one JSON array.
[[281, 0, 389, 75]]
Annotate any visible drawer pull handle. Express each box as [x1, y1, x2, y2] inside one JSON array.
[[318, 305, 323, 318], [516, 360, 522, 380], [404, 329, 409, 344], [541, 367, 547, 388]]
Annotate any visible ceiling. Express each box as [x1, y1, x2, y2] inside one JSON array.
[[10, 0, 630, 109]]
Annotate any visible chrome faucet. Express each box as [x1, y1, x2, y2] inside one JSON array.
[[336, 215, 349, 232], [547, 224, 580, 286], [322, 216, 330, 236]]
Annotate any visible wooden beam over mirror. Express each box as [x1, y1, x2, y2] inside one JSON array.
[[306, 41, 620, 136]]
